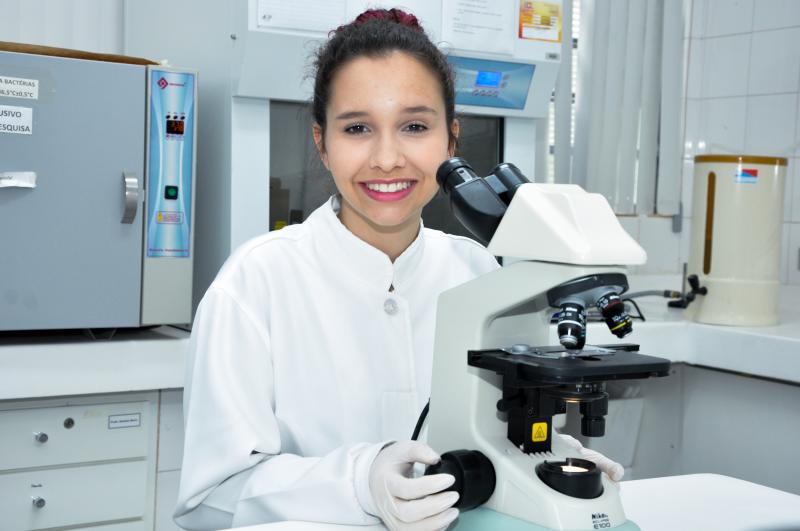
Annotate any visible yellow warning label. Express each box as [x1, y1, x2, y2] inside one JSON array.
[[532, 422, 548, 442]]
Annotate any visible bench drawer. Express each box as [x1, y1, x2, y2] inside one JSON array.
[[0, 459, 148, 531], [0, 401, 151, 470]]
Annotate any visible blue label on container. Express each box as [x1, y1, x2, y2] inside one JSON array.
[[147, 70, 194, 258], [734, 168, 758, 184]]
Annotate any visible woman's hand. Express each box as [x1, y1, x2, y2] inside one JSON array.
[[368, 441, 460, 531]]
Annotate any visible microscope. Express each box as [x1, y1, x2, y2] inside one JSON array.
[[424, 158, 670, 531]]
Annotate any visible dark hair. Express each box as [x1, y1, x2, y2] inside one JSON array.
[[312, 8, 456, 149]]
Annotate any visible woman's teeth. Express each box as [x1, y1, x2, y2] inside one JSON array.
[[365, 181, 412, 193]]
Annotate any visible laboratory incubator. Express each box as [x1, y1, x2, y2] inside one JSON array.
[[0, 44, 196, 331]]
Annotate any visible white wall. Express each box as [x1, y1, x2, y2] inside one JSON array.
[[683, 0, 800, 284], [4, 0, 797, 285], [0, 0, 124, 54], [602, 0, 800, 282]]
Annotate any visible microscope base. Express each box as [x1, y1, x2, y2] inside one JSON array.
[[454, 507, 641, 531]]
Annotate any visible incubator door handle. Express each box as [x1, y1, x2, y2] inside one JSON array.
[[32, 496, 46, 508], [121, 172, 139, 224]]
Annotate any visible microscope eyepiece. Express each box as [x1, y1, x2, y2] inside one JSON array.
[[596, 292, 633, 338], [436, 156, 478, 192], [434, 157, 510, 245], [557, 303, 586, 350], [488, 162, 528, 202]]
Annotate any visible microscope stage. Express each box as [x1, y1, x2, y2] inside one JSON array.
[[468, 344, 670, 385]]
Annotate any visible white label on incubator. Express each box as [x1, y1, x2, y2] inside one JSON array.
[[0, 105, 32, 135], [0, 171, 36, 188], [108, 413, 141, 429], [0, 75, 38, 99]]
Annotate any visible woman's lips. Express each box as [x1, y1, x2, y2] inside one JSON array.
[[359, 180, 417, 202]]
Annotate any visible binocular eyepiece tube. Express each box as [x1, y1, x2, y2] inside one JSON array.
[[434, 157, 531, 245]]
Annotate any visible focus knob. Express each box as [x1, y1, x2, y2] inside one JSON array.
[[424, 450, 495, 510], [32, 497, 46, 508], [33, 432, 48, 443]]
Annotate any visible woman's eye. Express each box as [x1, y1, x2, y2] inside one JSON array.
[[404, 122, 428, 133], [344, 124, 369, 135]]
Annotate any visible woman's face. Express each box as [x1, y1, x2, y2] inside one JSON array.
[[314, 51, 456, 232]]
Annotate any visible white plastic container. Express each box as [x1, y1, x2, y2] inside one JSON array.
[[687, 155, 787, 326]]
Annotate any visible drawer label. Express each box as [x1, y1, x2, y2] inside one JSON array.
[[108, 413, 141, 429]]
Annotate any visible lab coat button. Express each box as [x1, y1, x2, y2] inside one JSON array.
[[384, 298, 398, 315]]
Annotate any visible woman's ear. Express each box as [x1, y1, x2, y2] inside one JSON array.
[[448, 119, 460, 157], [312, 123, 329, 169]]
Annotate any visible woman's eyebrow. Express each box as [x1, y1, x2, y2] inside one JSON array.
[[334, 106, 438, 120], [404, 105, 437, 115], [335, 110, 369, 120]]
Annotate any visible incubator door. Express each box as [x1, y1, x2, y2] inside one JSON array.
[[0, 52, 145, 331], [268, 101, 501, 240]]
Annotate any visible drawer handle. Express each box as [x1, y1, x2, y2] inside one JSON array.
[[31, 496, 46, 509], [33, 432, 48, 443]]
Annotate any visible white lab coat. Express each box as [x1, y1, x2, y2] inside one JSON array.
[[175, 196, 500, 530]]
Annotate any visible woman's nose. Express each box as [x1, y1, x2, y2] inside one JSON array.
[[369, 134, 405, 172]]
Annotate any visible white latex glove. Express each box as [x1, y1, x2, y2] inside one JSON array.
[[368, 441, 460, 531], [558, 433, 625, 481]]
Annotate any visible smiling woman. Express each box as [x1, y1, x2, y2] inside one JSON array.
[[175, 9, 504, 531], [174, 8, 622, 531], [309, 10, 460, 261], [312, 51, 456, 260]]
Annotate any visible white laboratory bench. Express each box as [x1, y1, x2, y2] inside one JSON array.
[[0, 325, 189, 401], [2, 282, 800, 400], [227, 474, 800, 531], [2, 314, 799, 398]]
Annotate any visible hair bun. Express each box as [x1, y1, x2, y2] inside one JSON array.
[[353, 8, 422, 31]]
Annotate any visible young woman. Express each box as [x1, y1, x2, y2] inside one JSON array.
[[175, 9, 622, 531]]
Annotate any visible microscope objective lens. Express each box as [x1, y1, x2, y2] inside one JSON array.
[[557, 303, 586, 350], [596, 292, 633, 338]]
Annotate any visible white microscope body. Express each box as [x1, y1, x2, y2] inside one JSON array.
[[426, 179, 656, 531]]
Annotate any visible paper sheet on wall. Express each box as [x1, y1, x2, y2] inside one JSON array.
[[442, 0, 515, 55], [257, 0, 346, 33]]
